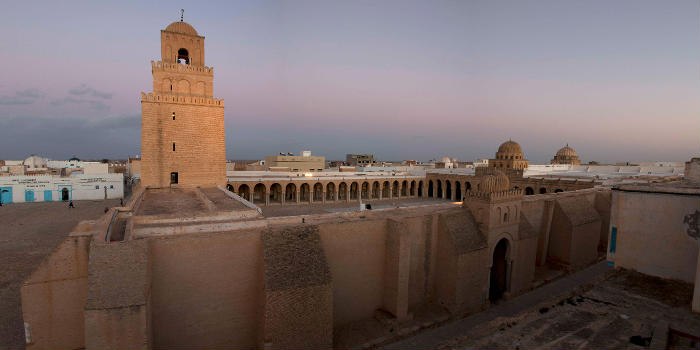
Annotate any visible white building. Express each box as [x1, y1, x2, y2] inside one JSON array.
[[0, 173, 124, 204]]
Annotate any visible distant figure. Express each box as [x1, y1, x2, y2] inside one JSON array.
[[120, 198, 124, 206], [104, 207, 109, 213], [68, 200, 75, 208]]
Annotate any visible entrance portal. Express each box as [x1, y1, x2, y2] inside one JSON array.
[[489, 238, 509, 302], [61, 188, 70, 201]]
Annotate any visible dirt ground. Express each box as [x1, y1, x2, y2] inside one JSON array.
[[0, 199, 120, 350], [437, 269, 699, 350], [262, 198, 453, 217]]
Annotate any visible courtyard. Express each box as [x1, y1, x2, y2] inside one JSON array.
[[0, 199, 120, 350]]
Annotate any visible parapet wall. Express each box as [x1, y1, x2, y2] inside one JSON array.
[[152, 60, 213, 75], [140, 92, 224, 106]]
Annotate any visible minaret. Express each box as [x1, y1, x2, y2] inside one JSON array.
[[140, 16, 226, 188]]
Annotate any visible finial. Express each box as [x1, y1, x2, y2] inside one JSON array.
[[180, 9, 184, 22]]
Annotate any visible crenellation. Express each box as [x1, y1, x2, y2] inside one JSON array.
[[152, 60, 213, 75], [140, 92, 224, 106]]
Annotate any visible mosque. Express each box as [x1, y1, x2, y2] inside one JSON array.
[[18, 18, 699, 350]]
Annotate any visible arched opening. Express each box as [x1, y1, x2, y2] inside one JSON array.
[[418, 181, 423, 197], [525, 187, 534, 195], [437, 180, 443, 198], [300, 183, 311, 202], [466, 181, 471, 191], [410, 180, 416, 196], [360, 182, 369, 200], [455, 181, 462, 201], [554, 189, 563, 193], [372, 182, 380, 199], [401, 180, 408, 196], [539, 187, 547, 194], [269, 183, 282, 203], [392, 181, 399, 197], [445, 180, 452, 200], [253, 184, 266, 204], [61, 187, 70, 201], [326, 183, 336, 201], [177, 48, 190, 64], [382, 181, 391, 198], [490, 238, 510, 302], [285, 183, 297, 202], [428, 181, 434, 197], [238, 184, 250, 201], [338, 182, 348, 200], [226, 184, 234, 192], [350, 182, 358, 200], [313, 183, 323, 202], [503, 212, 508, 223]]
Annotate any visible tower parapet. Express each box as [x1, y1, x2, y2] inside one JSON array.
[[140, 92, 224, 107], [152, 61, 214, 76]]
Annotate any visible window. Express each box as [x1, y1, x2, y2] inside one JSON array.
[[172, 112, 176, 120], [170, 172, 178, 184], [95, 185, 99, 189], [173, 142, 176, 151], [110, 185, 114, 189]]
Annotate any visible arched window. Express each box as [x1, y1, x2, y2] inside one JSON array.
[[177, 48, 190, 64]]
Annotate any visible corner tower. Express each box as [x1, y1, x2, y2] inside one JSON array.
[[141, 18, 225, 188]]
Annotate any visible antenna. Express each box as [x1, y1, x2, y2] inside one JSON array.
[[180, 9, 184, 22]]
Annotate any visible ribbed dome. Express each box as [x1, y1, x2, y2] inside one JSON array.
[[481, 170, 510, 193], [165, 21, 198, 36], [497, 140, 523, 154], [556, 144, 577, 157]]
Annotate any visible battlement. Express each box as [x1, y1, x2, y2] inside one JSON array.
[[465, 188, 523, 203], [140, 92, 224, 107], [152, 61, 213, 76]]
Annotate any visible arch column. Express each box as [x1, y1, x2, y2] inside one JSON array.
[[322, 191, 326, 204], [265, 188, 269, 206], [296, 189, 300, 204], [334, 185, 339, 201], [281, 190, 286, 205], [346, 187, 350, 203]]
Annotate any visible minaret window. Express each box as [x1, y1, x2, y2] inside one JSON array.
[[172, 112, 176, 120], [177, 48, 190, 64], [173, 142, 176, 151]]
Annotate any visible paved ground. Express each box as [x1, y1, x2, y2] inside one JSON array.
[[383, 262, 699, 350], [262, 198, 454, 217], [0, 199, 120, 350]]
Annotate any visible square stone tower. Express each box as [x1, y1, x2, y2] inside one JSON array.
[[140, 19, 226, 188]]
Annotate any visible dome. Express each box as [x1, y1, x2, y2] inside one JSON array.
[[497, 140, 523, 154], [165, 21, 198, 36], [480, 169, 510, 193], [556, 144, 577, 157]]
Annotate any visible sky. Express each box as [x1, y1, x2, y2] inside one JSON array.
[[0, 0, 698, 163]]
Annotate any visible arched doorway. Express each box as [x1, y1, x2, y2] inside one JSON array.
[[338, 182, 347, 200], [226, 184, 234, 192], [525, 187, 534, 195], [428, 180, 434, 197], [382, 181, 390, 198], [326, 183, 336, 201], [539, 187, 547, 194], [300, 183, 311, 202], [445, 180, 452, 200], [410, 181, 416, 196], [350, 182, 358, 200], [401, 180, 408, 196], [455, 181, 462, 201], [466, 181, 472, 192], [361, 182, 369, 200], [392, 181, 399, 197], [285, 183, 297, 202], [253, 184, 266, 204], [313, 183, 323, 202], [61, 187, 70, 201], [372, 182, 380, 199], [238, 184, 250, 201], [437, 180, 443, 198], [490, 238, 510, 302], [418, 181, 423, 197], [269, 183, 282, 203]]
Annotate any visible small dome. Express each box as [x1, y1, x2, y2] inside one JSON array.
[[497, 140, 523, 154], [556, 144, 577, 157], [481, 169, 510, 193], [165, 21, 198, 36]]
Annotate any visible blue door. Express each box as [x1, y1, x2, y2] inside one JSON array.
[[44, 190, 52, 201], [25, 190, 35, 202], [0, 187, 11, 203]]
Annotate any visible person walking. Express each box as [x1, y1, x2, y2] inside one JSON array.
[[68, 200, 75, 208]]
